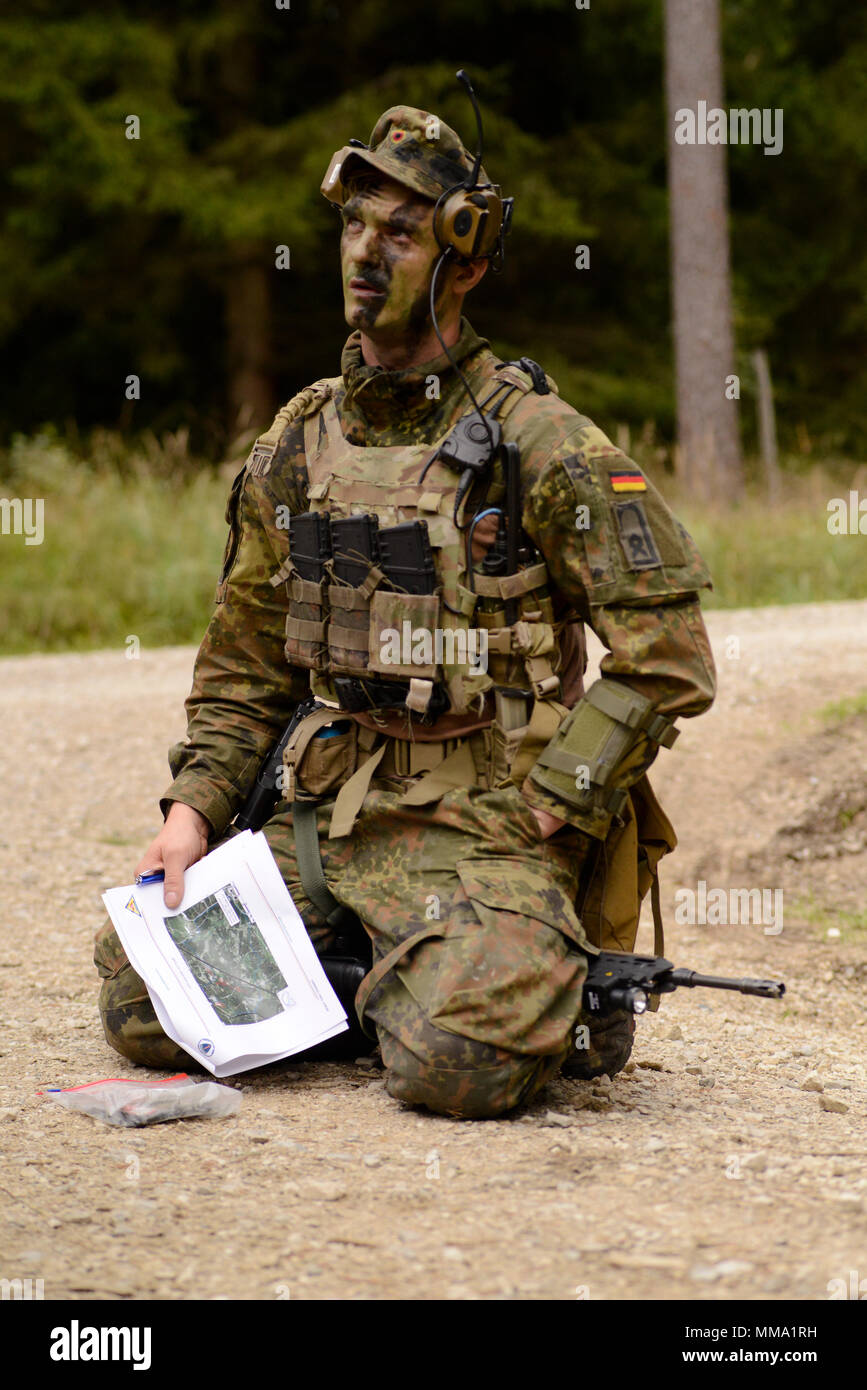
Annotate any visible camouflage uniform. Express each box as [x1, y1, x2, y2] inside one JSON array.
[[95, 110, 716, 1119]]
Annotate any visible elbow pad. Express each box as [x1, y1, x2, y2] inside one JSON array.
[[530, 678, 679, 822]]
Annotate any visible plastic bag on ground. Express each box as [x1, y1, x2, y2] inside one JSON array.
[[41, 1073, 242, 1127]]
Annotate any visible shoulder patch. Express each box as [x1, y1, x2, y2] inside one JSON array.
[[613, 498, 663, 571], [607, 467, 647, 494]]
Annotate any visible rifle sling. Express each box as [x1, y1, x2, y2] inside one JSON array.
[[292, 800, 356, 930]]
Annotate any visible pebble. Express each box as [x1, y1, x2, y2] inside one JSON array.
[[698, 1076, 715, 1088], [690, 1259, 753, 1282], [637, 1061, 663, 1072], [741, 1152, 767, 1173], [247, 1131, 270, 1144], [0, 1107, 19, 1123], [362, 1154, 382, 1167], [685, 1065, 702, 1076], [304, 1180, 347, 1201], [664, 1025, 684, 1041], [542, 1111, 575, 1128], [819, 1095, 849, 1114], [800, 1075, 823, 1093]]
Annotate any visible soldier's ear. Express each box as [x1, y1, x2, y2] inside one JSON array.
[[450, 257, 488, 294]]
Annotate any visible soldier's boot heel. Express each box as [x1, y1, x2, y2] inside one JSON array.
[[561, 1008, 636, 1080]]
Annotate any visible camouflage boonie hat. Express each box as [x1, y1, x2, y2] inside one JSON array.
[[330, 105, 491, 204]]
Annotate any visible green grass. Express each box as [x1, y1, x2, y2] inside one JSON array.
[[0, 431, 229, 654], [1, 431, 866, 655], [816, 692, 867, 726], [791, 892, 867, 944], [675, 481, 867, 610]]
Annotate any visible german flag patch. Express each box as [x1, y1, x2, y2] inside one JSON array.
[[608, 470, 647, 493]]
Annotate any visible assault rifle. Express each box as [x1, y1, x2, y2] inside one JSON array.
[[582, 951, 785, 1016]]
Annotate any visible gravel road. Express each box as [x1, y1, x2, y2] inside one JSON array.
[[1, 601, 866, 1301]]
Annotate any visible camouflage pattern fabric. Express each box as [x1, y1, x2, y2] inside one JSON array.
[[94, 316, 717, 1118], [162, 318, 715, 844], [337, 105, 491, 207], [95, 782, 593, 1118]]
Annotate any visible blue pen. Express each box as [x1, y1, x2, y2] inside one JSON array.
[[135, 870, 166, 885]]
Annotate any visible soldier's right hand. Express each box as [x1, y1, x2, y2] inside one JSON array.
[[134, 802, 211, 910]]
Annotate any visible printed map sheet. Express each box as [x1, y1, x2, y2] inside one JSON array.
[[103, 831, 347, 1076]]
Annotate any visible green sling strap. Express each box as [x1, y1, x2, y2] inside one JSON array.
[[292, 800, 356, 930]]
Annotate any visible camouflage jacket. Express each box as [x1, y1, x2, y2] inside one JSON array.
[[163, 318, 716, 838]]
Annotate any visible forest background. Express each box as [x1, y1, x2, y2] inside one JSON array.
[[1, 0, 865, 652]]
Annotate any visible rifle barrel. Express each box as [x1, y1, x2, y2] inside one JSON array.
[[671, 969, 785, 999]]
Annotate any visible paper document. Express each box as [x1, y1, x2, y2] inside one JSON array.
[[103, 831, 348, 1076]]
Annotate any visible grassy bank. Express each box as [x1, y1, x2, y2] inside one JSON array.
[[0, 431, 230, 655], [671, 463, 867, 610], [1, 432, 865, 655]]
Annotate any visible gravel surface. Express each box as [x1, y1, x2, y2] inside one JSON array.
[[1, 601, 866, 1301]]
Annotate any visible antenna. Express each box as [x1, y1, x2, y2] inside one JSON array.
[[455, 69, 484, 189]]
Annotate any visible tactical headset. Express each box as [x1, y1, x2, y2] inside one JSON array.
[[320, 71, 513, 267]]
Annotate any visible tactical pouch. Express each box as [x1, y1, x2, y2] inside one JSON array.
[[281, 708, 358, 803], [475, 599, 517, 686], [367, 589, 441, 680], [577, 774, 676, 968], [530, 677, 679, 834], [285, 572, 329, 672], [473, 562, 559, 694], [295, 721, 358, 799], [327, 569, 383, 674]]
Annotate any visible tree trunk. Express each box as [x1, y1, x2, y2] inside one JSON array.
[[664, 0, 743, 502], [225, 246, 273, 437], [218, 22, 273, 438]]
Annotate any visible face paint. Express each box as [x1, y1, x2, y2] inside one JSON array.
[[340, 182, 446, 351]]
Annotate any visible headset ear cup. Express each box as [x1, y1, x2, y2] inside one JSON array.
[[320, 146, 354, 205], [434, 189, 468, 255], [435, 187, 503, 259]]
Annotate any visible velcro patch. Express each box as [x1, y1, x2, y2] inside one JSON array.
[[608, 469, 647, 493], [613, 498, 663, 570], [246, 443, 276, 478]]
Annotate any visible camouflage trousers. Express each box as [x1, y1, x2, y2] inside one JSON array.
[[94, 781, 592, 1119]]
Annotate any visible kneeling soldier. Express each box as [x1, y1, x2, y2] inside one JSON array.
[[95, 89, 715, 1118]]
